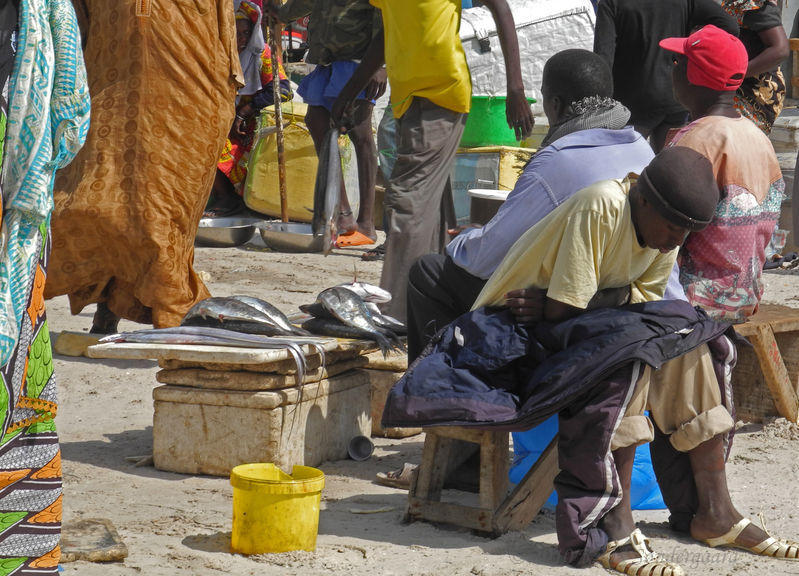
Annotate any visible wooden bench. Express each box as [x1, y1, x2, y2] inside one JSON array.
[[408, 426, 558, 536], [732, 303, 799, 423]]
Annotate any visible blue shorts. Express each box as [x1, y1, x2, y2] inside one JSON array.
[[297, 61, 374, 112]]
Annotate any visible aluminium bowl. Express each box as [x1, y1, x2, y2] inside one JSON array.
[[258, 221, 325, 253], [195, 217, 263, 248]]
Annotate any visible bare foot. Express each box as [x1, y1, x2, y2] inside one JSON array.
[[692, 514, 769, 549], [338, 211, 357, 235]]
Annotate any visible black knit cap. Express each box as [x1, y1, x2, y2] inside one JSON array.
[[637, 146, 719, 231]]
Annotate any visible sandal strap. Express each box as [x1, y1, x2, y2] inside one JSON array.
[[598, 529, 685, 576], [705, 518, 752, 548], [753, 537, 799, 559]]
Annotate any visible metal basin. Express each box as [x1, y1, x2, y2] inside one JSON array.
[[258, 221, 324, 253], [195, 217, 263, 248]]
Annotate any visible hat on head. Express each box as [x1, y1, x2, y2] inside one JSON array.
[[637, 146, 719, 231], [659, 25, 748, 91]]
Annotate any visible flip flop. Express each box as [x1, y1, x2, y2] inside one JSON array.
[[362, 242, 386, 261], [336, 230, 376, 248], [375, 462, 417, 490]]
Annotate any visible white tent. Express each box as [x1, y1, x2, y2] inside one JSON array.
[[460, 0, 596, 115]]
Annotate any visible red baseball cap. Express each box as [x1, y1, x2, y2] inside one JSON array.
[[659, 25, 748, 91]]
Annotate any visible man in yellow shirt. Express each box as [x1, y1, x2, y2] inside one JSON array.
[[332, 0, 534, 322], [472, 145, 799, 572]]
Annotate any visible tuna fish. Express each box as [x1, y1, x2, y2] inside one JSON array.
[[311, 128, 341, 256]]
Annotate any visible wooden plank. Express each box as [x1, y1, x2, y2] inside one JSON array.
[[495, 437, 559, 532], [429, 426, 489, 445], [407, 498, 493, 532], [480, 431, 509, 511], [88, 338, 339, 365], [748, 324, 799, 423], [733, 304, 799, 337], [411, 432, 450, 503]]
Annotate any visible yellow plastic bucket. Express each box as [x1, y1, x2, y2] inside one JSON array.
[[230, 463, 325, 554]]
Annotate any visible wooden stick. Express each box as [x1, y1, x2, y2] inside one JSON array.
[[268, 8, 288, 222]]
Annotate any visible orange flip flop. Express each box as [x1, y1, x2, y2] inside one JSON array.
[[336, 230, 376, 247]]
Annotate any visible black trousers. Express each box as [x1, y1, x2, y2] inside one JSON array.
[[406, 253, 487, 362]]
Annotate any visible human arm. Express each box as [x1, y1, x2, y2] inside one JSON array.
[[331, 28, 385, 129], [506, 285, 631, 324], [478, 0, 534, 140], [445, 147, 565, 279], [592, 0, 617, 70], [746, 24, 789, 77]]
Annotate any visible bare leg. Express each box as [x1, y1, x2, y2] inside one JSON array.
[[689, 434, 771, 547], [346, 100, 377, 240], [304, 105, 359, 234], [204, 169, 244, 217], [90, 301, 120, 334]]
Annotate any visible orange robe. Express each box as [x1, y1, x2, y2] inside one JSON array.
[[45, 0, 242, 327]]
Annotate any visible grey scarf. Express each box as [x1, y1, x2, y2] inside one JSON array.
[[538, 96, 631, 150]]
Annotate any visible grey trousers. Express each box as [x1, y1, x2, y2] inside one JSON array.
[[380, 97, 467, 321]]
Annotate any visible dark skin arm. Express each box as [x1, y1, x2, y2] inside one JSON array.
[[746, 25, 789, 78], [505, 286, 631, 324], [331, 29, 385, 130], [479, 0, 534, 140]]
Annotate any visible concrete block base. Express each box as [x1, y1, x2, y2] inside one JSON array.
[[153, 369, 371, 476]]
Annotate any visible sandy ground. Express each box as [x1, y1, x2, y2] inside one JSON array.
[[48, 232, 799, 576]]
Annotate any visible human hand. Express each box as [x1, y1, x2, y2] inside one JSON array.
[[364, 68, 387, 101], [505, 89, 534, 141], [331, 95, 355, 134], [504, 287, 546, 324], [447, 224, 480, 237]]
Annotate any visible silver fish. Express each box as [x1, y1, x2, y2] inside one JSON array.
[[314, 286, 404, 355], [311, 128, 341, 256], [230, 295, 312, 336], [99, 326, 313, 385], [364, 302, 407, 335], [182, 297, 278, 326], [337, 281, 392, 304]]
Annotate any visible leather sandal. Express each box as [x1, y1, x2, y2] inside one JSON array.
[[597, 528, 685, 576], [704, 517, 799, 559]]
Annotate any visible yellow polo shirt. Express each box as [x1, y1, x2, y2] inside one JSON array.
[[473, 178, 676, 310], [371, 0, 472, 118]]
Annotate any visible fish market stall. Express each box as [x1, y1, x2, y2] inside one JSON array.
[[87, 285, 409, 477], [89, 335, 376, 476]]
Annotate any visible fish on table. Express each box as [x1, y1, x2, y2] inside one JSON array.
[[300, 286, 405, 356], [98, 325, 322, 385], [182, 296, 306, 337]]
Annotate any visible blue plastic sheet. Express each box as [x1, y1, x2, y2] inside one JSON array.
[[509, 414, 666, 510]]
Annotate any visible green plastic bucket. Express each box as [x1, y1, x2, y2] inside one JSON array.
[[460, 95, 536, 148]]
